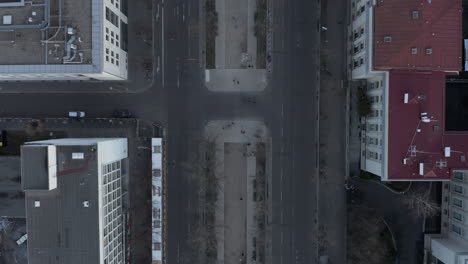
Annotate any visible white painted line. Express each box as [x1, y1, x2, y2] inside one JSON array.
[[156, 3, 160, 21], [157, 55, 160, 74], [182, 3, 185, 22], [205, 69, 210, 82], [161, 4, 165, 87]]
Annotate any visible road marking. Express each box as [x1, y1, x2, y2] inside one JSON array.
[[156, 55, 160, 74], [156, 3, 160, 21], [176, 57, 180, 88], [161, 4, 165, 87], [182, 3, 185, 22]]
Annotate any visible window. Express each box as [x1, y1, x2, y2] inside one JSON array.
[[453, 211, 463, 222], [453, 198, 463, 208], [411, 47, 417, 55], [153, 242, 162, 250], [411, 10, 419, 19], [360, 27, 364, 35], [383, 36, 392, 42], [153, 220, 161, 228], [451, 224, 462, 235], [426, 48, 432, 55], [105, 7, 119, 27], [453, 184, 464, 194], [453, 171, 464, 181]]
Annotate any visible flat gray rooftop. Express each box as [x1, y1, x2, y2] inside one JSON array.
[[20, 145, 49, 190], [0, 0, 92, 65], [23, 145, 100, 264]]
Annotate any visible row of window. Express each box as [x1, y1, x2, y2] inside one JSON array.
[[152, 185, 162, 196], [153, 208, 162, 220], [366, 150, 382, 161], [105, 28, 120, 47], [105, 46, 120, 66], [353, 57, 364, 69], [367, 123, 383, 132], [367, 137, 382, 146], [152, 242, 162, 251], [352, 4, 366, 21], [106, 7, 119, 28], [452, 184, 464, 195], [110, 0, 120, 9], [368, 80, 383, 90], [353, 42, 364, 55], [369, 95, 382, 103], [353, 26, 365, 41], [453, 171, 466, 182], [369, 109, 382, 118], [410, 47, 433, 55], [451, 223, 465, 236], [103, 161, 121, 174]]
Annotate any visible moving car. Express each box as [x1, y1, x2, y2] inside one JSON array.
[[68, 111, 85, 118], [0, 130, 4, 147], [112, 109, 133, 118]]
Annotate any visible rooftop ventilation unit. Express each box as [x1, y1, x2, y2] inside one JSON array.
[[410, 145, 417, 157], [34, 201, 40, 207], [404, 93, 409, 103], [419, 163, 424, 175], [384, 36, 392, 42], [83, 201, 89, 208], [444, 147, 451, 157], [72, 152, 84, 159]]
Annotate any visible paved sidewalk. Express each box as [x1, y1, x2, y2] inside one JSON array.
[[205, 69, 267, 92], [206, 0, 267, 92], [317, 0, 347, 262]]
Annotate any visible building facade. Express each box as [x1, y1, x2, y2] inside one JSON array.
[[21, 138, 128, 264], [0, 0, 128, 80], [351, 0, 463, 181], [424, 171, 468, 263], [151, 138, 164, 264]]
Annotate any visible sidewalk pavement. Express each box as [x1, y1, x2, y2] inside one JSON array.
[[205, 69, 267, 92], [317, 0, 348, 262]]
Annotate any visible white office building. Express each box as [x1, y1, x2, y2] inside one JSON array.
[[0, 0, 128, 80], [151, 138, 164, 264], [21, 138, 128, 264], [351, 0, 462, 181], [424, 171, 468, 263]]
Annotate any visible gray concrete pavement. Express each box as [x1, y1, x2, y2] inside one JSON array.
[[316, 0, 348, 262]]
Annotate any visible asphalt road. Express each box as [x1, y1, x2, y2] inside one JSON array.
[[0, 0, 323, 263]]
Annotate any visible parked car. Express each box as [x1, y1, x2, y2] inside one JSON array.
[[112, 109, 133, 118], [16, 234, 27, 245], [0, 130, 4, 147], [68, 111, 85, 118]]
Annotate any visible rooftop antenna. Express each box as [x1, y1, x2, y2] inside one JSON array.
[[409, 145, 417, 157]]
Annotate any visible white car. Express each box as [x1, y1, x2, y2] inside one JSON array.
[[16, 234, 27, 245], [68, 111, 85, 118]]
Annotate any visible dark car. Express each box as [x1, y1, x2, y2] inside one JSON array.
[[113, 109, 133, 118], [0, 130, 4, 147]]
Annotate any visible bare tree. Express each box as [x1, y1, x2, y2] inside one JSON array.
[[0, 217, 12, 232], [401, 188, 440, 218]]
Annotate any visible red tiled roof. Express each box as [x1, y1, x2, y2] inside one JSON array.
[[387, 71, 468, 180], [373, 0, 462, 71]]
